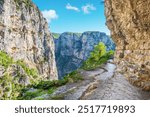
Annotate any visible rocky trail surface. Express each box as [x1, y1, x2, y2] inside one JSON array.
[[47, 60, 150, 100]]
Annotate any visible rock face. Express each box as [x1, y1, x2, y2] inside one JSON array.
[[0, 0, 58, 80], [54, 32, 115, 78], [105, 0, 150, 90]]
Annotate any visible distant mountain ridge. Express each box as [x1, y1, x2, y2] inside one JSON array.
[[54, 31, 116, 78]]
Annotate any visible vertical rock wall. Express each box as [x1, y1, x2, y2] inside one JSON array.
[[0, 0, 58, 80], [105, 0, 150, 90]]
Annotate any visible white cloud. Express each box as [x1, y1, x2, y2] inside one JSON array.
[[82, 4, 96, 14], [42, 10, 58, 23], [66, 3, 80, 12]]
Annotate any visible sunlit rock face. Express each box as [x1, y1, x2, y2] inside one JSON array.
[[0, 0, 58, 80], [105, 0, 150, 90]]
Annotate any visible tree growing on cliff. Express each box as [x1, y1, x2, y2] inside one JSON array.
[[82, 42, 114, 70], [90, 42, 106, 61]]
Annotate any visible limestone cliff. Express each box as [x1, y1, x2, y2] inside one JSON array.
[[105, 0, 150, 90], [0, 0, 58, 80], [54, 32, 115, 78]]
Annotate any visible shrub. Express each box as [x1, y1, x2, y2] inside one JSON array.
[[90, 42, 106, 61], [33, 71, 83, 90], [0, 51, 40, 99], [14, 0, 32, 10], [16, 60, 38, 78], [17, 70, 83, 100], [81, 42, 115, 70], [0, 51, 13, 68]]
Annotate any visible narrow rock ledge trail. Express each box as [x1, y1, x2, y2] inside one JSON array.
[[41, 60, 150, 100]]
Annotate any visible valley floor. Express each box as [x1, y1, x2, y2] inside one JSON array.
[[48, 60, 150, 100]]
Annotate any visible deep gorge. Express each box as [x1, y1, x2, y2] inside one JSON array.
[[0, 0, 149, 100], [54, 32, 115, 78]]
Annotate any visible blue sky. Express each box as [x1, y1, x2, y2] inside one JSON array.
[[32, 0, 110, 35]]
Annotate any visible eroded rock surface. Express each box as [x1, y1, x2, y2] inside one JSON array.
[[0, 0, 58, 80], [105, 0, 150, 90]]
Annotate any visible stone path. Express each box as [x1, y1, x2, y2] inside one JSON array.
[[48, 61, 150, 100]]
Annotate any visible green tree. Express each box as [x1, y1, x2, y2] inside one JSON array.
[[81, 42, 115, 70], [90, 42, 106, 61]]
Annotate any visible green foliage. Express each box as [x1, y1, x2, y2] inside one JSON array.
[[0, 73, 25, 100], [63, 71, 83, 82], [0, 51, 83, 100], [108, 50, 115, 55], [0, 51, 39, 78], [19, 89, 44, 100], [16, 60, 38, 78], [33, 71, 83, 90], [82, 42, 115, 70], [23, 0, 32, 8], [0, 51, 40, 99], [90, 42, 106, 61], [14, 0, 32, 10], [19, 87, 56, 100], [0, 51, 13, 68], [52, 33, 60, 39], [19, 71, 83, 100], [14, 0, 21, 4]]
